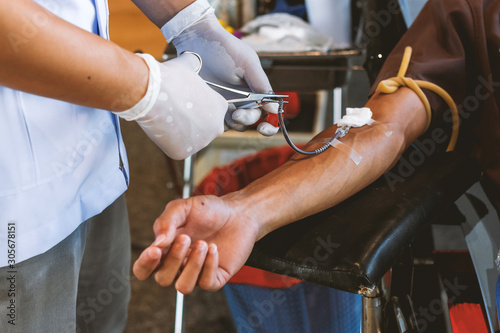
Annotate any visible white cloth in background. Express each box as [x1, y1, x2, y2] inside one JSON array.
[[240, 13, 336, 53]]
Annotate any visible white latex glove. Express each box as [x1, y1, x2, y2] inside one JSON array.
[[114, 53, 228, 160], [161, 0, 279, 136]]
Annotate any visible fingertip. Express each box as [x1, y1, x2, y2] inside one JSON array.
[[154, 271, 172, 287], [133, 249, 159, 281], [195, 240, 208, 252], [199, 244, 219, 291], [208, 243, 217, 255], [177, 234, 191, 245], [257, 122, 279, 136], [175, 281, 193, 295], [263, 102, 279, 114], [232, 108, 261, 126], [225, 114, 249, 132], [147, 246, 162, 260]]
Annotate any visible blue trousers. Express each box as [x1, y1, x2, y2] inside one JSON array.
[[224, 282, 362, 333]]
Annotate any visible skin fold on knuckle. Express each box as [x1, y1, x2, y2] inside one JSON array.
[[168, 246, 187, 262]]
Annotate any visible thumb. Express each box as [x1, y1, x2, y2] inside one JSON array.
[[243, 64, 280, 114], [244, 61, 272, 95]]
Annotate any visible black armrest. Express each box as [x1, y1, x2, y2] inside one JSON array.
[[246, 151, 482, 294]]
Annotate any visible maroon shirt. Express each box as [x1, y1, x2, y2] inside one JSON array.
[[372, 0, 500, 205]]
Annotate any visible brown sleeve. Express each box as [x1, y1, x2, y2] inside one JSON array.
[[369, 0, 486, 124]]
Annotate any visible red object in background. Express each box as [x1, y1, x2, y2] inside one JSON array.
[[278, 91, 300, 118], [449, 303, 488, 333], [266, 114, 280, 127], [263, 91, 300, 128], [194, 145, 304, 288], [228, 265, 302, 288]]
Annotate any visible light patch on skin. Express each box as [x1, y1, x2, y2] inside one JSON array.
[[186, 146, 193, 153], [166, 116, 173, 123], [186, 102, 193, 109]]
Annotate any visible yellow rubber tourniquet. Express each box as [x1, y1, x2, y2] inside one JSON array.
[[375, 46, 459, 152]]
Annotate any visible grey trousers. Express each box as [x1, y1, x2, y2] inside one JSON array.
[[1, 194, 131, 333]]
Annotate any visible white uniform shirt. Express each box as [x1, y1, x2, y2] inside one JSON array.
[[0, 0, 129, 267]]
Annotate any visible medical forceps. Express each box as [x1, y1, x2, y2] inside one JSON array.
[[204, 80, 289, 105], [182, 50, 331, 156], [181, 50, 288, 105]]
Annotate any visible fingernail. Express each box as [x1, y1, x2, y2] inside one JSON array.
[[154, 234, 166, 246], [208, 243, 217, 254], [197, 241, 208, 251], [177, 234, 189, 245]]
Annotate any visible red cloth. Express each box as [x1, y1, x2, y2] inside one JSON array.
[[194, 145, 302, 288], [229, 266, 302, 289], [449, 303, 488, 333], [194, 145, 297, 197]]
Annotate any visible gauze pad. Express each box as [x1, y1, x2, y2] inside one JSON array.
[[337, 107, 373, 128]]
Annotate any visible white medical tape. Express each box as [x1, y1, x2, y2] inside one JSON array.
[[315, 137, 363, 165], [366, 119, 393, 137], [331, 139, 362, 165]]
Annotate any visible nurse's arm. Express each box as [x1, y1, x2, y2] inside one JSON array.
[[0, 0, 148, 112], [133, 88, 428, 294], [132, 0, 195, 27]]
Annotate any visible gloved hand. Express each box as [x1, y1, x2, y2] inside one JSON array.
[[114, 52, 228, 160], [161, 0, 279, 136]]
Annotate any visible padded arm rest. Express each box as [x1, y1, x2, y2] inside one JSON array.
[[246, 151, 482, 294]]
